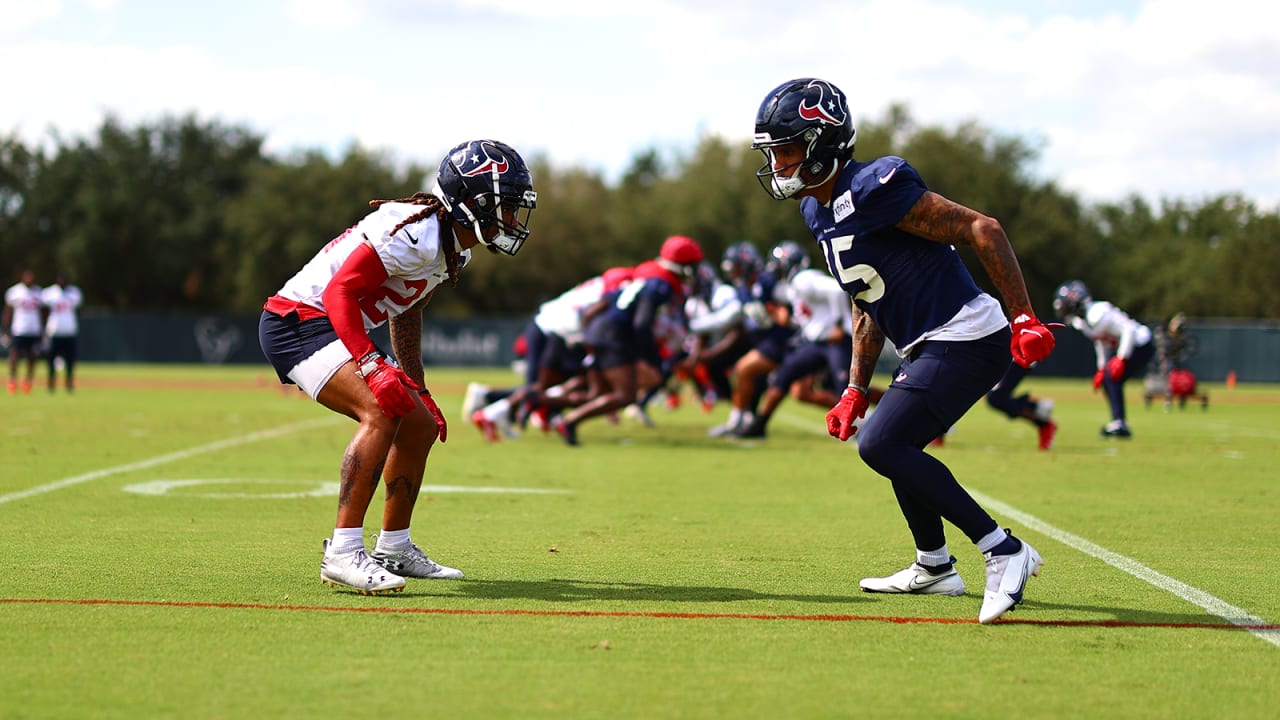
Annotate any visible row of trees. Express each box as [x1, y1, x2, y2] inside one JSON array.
[[1, 109, 1276, 320]]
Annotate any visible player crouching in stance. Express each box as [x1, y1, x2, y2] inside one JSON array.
[[258, 140, 536, 594], [752, 78, 1058, 623]]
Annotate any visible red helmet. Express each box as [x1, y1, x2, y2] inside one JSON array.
[[659, 235, 703, 266]]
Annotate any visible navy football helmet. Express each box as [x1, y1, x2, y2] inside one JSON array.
[[1053, 280, 1092, 319], [752, 78, 856, 199], [720, 242, 763, 282], [432, 139, 537, 256], [767, 240, 810, 282]]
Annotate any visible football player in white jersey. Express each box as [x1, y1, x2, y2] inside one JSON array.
[[4, 269, 43, 395], [258, 139, 537, 595], [41, 273, 83, 393], [1053, 280, 1154, 438]]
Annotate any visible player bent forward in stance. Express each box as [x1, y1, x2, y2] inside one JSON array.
[[752, 79, 1060, 623], [258, 139, 537, 594]]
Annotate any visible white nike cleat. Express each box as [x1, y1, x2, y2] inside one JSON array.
[[460, 382, 489, 423], [370, 536, 464, 580], [320, 539, 406, 595], [978, 536, 1043, 624], [859, 561, 966, 596]]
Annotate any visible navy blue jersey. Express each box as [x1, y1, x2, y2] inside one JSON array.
[[593, 276, 684, 365], [801, 156, 983, 349]]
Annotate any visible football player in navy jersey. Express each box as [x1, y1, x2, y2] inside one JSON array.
[[752, 78, 1059, 624], [550, 236, 703, 446]]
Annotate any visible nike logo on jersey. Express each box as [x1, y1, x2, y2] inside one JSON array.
[[895, 372, 908, 382], [878, 167, 898, 184]]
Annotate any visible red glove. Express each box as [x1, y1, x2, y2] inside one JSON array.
[[1010, 314, 1061, 368], [419, 391, 448, 443], [1107, 356, 1127, 381], [826, 386, 870, 442], [1092, 369, 1105, 392], [355, 353, 418, 419]]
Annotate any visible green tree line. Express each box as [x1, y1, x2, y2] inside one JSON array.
[[2, 110, 1276, 320]]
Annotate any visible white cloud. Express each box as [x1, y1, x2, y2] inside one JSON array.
[[0, 0, 62, 31], [1, 0, 1278, 209]]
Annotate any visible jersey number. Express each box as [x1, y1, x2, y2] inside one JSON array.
[[360, 279, 430, 324], [819, 235, 885, 303]]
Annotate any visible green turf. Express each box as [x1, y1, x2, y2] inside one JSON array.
[[2, 364, 1278, 719]]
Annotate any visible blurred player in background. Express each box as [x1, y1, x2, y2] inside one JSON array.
[[707, 242, 792, 436], [732, 240, 852, 439], [550, 235, 703, 446], [1053, 280, 1153, 438], [984, 362, 1056, 450], [258, 139, 536, 594], [41, 272, 83, 393], [4, 269, 43, 395], [466, 265, 634, 441], [752, 77, 1059, 623]]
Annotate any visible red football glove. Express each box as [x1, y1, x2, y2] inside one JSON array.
[[356, 354, 418, 420], [1010, 314, 1061, 368], [1092, 369, 1105, 392], [1107, 356, 1127, 381], [826, 386, 870, 442], [419, 390, 448, 443]]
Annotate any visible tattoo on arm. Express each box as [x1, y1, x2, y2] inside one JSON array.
[[898, 191, 1034, 318], [849, 303, 885, 387], [389, 307, 426, 387]]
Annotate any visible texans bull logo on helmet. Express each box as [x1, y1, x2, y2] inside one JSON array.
[[797, 79, 848, 127], [453, 144, 510, 178]]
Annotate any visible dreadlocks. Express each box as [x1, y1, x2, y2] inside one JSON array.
[[369, 192, 462, 287]]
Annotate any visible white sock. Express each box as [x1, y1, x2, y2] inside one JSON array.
[[376, 528, 410, 550], [331, 527, 365, 552], [483, 398, 511, 421], [727, 408, 742, 425], [976, 527, 1010, 554], [917, 546, 951, 568]]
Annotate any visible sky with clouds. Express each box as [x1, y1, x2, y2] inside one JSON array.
[[3, 0, 1279, 209]]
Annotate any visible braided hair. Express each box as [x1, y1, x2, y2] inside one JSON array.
[[368, 192, 462, 287]]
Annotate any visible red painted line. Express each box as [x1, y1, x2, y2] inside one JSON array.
[[3, 597, 1278, 631]]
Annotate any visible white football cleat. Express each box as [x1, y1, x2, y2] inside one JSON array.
[[460, 382, 489, 423], [320, 539, 406, 595], [860, 561, 966, 596], [370, 536, 464, 580], [979, 536, 1043, 624]]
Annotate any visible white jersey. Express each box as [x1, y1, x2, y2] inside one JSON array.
[[41, 284, 82, 337], [782, 268, 852, 342], [273, 203, 470, 329], [687, 281, 743, 341], [1070, 300, 1152, 369], [534, 275, 614, 346], [5, 282, 44, 337]]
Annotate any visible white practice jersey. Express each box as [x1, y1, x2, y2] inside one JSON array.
[[534, 275, 614, 346], [687, 281, 743, 342], [5, 283, 44, 336], [274, 203, 470, 329], [1070, 300, 1152, 368], [42, 284, 83, 337], [781, 268, 852, 342]]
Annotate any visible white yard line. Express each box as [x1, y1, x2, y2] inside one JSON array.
[[776, 409, 1279, 647], [0, 417, 340, 506]]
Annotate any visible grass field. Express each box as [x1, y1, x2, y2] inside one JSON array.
[[2, 363, 1278, 719]]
